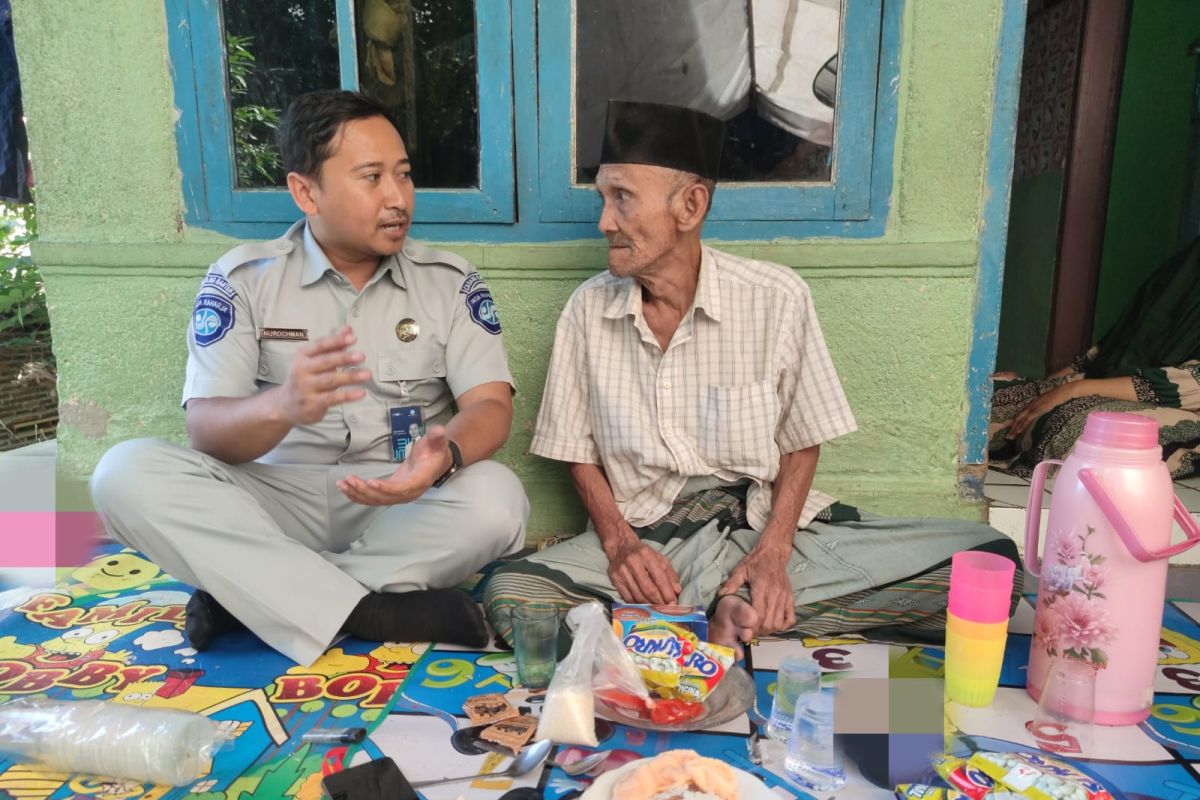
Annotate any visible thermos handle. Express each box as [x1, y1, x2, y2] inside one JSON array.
[[1079, 468, 1200, 562], [1023, 459, 1062, 577]]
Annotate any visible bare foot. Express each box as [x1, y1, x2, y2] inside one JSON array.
[[710, 595, 759, 658]]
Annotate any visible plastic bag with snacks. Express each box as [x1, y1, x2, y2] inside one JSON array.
[[536, 602, 651, 746]]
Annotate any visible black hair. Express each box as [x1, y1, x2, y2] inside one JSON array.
[[276, 90, 401, 180]]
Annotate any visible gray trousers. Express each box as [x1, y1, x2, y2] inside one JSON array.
[[90, 438, 529, 665]]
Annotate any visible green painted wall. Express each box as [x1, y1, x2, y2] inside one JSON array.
[[995, 170, 1064, 377], [1095, 0, 1200, 338], [14, 0, 1011, 534]]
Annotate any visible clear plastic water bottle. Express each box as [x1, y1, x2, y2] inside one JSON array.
[[785, 689, 846, 792]]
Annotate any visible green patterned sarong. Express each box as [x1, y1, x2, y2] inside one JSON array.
[[482, 484, 1021, 648]]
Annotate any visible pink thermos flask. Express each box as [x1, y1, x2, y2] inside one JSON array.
[[1024, 412, 1200, 725]]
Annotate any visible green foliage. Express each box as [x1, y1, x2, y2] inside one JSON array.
[[227, 35, 284, 187], [0, 201, 47, 346]]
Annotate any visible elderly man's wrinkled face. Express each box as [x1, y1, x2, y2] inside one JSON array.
[[596, 164, 685, 277]]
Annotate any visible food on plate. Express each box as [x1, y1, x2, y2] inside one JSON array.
[[612, 750, 738, 800], [647, 698, 705, 726]]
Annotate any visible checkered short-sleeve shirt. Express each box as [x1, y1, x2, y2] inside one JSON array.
[[531, 246, 857, 531]]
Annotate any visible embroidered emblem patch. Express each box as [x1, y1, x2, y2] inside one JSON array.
[[461, 273, 500, 334], [199, 273, 237, 300], [466, 289, 501, 334], [460, 273, 484, 296], [193, 294, 235, 347]]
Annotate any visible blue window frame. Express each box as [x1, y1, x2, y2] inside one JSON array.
[[537, 0, 884, 223], [166, 0, 899, 241], [167, 0, 515, 226]]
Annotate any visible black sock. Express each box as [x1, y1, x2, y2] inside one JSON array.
[[185, 589, 246, 651], [343, 589, 488, 647]]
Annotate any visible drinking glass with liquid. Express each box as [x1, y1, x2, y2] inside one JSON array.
[[512, 604, 560, 689], [768, 656, 821, 740]]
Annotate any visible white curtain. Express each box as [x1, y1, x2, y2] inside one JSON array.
[[575, 0, 840, 168]]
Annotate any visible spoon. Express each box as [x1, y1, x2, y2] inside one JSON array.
[[559, 750, 612, 776], [746, 703, 767, 766], [411, 739, 553, 788]]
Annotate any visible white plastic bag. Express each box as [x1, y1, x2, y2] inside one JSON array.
[[536, 602, 651, 745], [0, 699, 228, 786]]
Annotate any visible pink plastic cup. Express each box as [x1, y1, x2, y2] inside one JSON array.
[[947, 551, 1016, 624]]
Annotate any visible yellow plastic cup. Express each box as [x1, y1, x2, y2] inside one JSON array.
[[945, 627, 1007, 707], [946, 612, 1008, 641]]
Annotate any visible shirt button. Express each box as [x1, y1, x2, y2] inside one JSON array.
[[349, 414, 359, 423], [351, 304, 361, 317], [259, 364, 269, 376], [385, 365, 395, 376], [663, 381, 672, 390]]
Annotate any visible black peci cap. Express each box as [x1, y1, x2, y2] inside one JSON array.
[[598, 100, 726, 181]]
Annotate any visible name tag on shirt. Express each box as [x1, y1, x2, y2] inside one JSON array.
[[389, 406, 426, 462], [257, 327, 309, 341]]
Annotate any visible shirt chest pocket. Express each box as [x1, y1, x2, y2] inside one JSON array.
[[697, 380, 780, 473], [376, 346, 446, 398]]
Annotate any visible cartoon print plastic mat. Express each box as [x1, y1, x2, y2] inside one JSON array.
[[2, 548, 1200, 799]]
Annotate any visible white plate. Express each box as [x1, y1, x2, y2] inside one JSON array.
[[579, 756, 776, 800]]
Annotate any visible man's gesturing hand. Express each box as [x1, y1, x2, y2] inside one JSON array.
[[275, 326, 370, 425], [603, 534, 682, 605]]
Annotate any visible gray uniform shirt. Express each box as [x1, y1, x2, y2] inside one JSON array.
[[183, 220, 514, 465]]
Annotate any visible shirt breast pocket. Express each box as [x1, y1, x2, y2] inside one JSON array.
[[697, 381, 780, 473], [376, 347, 446, 398]]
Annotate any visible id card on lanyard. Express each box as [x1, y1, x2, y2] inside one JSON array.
[[389, 406, 426, 462]]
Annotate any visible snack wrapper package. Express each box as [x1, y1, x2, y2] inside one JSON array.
[[620, 619, 735, 702], [967, 751, 1113, 800], [932, 754, 996, 800], [612, 603, 709, 642], [894, 785, 971, 800]]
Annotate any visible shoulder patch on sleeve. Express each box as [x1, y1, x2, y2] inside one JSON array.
[[404, 240, 473, 274], [460, 273, 501, 334], [198, 272, 238, 300], [192, 293, 236, 347], [214, 237, 294, 275]]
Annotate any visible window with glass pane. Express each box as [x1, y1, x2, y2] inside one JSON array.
[[574, 0, 841, 184], [222, 0, 340, 189], [220, 0, 477, 190], [354, 0, 480, 189], [221, 0, 481, 191]]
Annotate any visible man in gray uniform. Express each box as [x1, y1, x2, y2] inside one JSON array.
[[91, 91, 528, 666]]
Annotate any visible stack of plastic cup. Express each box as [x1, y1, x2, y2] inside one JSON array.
[[945, 551, 1016, 706]]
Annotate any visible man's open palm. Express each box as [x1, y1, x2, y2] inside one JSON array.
[[338, 426, 451, 505]]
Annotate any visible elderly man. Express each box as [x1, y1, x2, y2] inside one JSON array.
[[90, 91, 528, 665], [484, 100, 1019, 651]]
